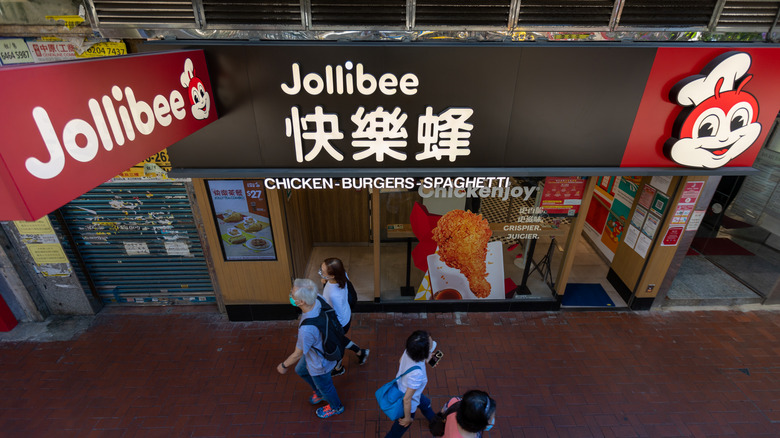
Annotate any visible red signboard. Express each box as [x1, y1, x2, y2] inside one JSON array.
[[622, 47, 780, 169], [0, 50, 217, 221], [661, 226, 685, 247], [540, 177, 586, 215]]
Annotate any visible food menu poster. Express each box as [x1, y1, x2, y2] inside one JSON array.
[[207, 180, 277, 261], [540, 177, 586, 215]]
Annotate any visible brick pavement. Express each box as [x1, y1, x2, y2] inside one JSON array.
[[2, 308, 780, 437]]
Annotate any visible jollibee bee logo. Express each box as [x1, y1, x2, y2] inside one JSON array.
[[180, 58, 210, 120], [664, 52, 761, 169]]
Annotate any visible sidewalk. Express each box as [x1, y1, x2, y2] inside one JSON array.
[[2, 307, 780, 437]]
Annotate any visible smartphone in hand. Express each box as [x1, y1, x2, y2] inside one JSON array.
[[428, 350, 444, 367]]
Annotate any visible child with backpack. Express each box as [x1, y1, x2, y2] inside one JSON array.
[[319, 258, 369, 376], [277, 278, 345, 419]]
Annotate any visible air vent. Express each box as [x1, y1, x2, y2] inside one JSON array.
[[311, 0, 405, 27], [415, 0, 511, 28], [716, 1, 780, 30], [202, 0, 302, 27], [92, 0, 198, 27], [516, 0, 614, 27], [618, 0, 717, 28]]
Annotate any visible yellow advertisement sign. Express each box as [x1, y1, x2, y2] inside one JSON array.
[[116, 150, 172, 180], [27, 244, 69, 265], [14, 217, 55, 235], [45, 15, 85, 30], [76, 41, 128, 58]]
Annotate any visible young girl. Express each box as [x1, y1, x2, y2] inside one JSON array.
[[384, 330, 438, 438]]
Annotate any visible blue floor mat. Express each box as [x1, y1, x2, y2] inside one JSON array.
[[561, 283, 615, 307]]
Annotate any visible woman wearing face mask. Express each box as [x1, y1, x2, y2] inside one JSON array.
[[318, 257, 368, 376], [440, 390, 497, 437]]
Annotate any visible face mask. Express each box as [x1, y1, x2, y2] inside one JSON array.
[[485, 417, 495, 431], [289, 296, 298, 307]]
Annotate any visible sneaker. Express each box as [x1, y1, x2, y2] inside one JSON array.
[[331, 365, 345, 377], [309, 392, 324, 405], [358, 349, 370, 366], [316, 404, 345, 419]]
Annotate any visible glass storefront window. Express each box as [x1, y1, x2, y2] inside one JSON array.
[[685, 146, 780, 302], [378, 177, 585, 303]]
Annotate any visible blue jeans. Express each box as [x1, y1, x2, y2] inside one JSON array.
[[295, 356, 343, 410], [384, 393, 436, 438]]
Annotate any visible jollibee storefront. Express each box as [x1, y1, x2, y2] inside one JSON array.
[[141, 42, 780, 320], [4, 43, 779, 320]]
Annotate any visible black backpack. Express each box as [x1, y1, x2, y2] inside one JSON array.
[[301, 296, 346, 362], [346, 279, 358, 311]]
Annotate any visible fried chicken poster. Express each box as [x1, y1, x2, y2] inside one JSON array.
[[411, 204, 505, 300]]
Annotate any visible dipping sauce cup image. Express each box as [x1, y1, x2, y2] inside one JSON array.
[[433, 289, 462, 300]]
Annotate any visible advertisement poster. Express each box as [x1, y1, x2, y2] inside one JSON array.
[[27, 243, 68, 265], [661, 226, 685, 246], [426, 241, 505, 300], [680, 181, 704, 205], [610, 193, 633, 221], [617, 176, 641, 198], [650, 175, 672, 194], [642, 213, 661, 238], [114, 150, 173, 181], [124, 242, 150, 256], [540, 177, 586, 215], [634, 233, 652, 258], [624, 224, 640, 248], [671, 204, 694, 225], [597, 176, 615, 194], [0, 38, 33, 65], [631, 206, 648, 229], [165, 241, 192, 257], [638, 185, 656, 209], [601, 212, 625, 252], [686, 210, 706, 231], [207, 180, 276, 261], [671, 181, 703, 226], [650, 192, 670, 216], [14, 217, 59, 243]]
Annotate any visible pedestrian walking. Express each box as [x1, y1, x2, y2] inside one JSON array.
[[318, 257, 369, 376], [433, 390, 497, 437], [383, 330, 438, 437], [276, 278, 345, 419]]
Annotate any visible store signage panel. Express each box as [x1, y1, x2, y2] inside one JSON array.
[[622, 47, 780, 169], [0, 50, 217, 221], [168, 45, 647, 169], [167, 45, 780, 172]]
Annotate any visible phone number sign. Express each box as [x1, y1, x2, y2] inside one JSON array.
[[0, 39, 33, 65]]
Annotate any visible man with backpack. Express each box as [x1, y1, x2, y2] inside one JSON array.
[[277, 278, 345, 419]]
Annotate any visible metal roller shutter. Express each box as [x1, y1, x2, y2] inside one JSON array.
[[52, 181, 215, 305]]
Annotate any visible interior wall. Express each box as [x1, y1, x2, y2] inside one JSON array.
[[192, 179, 292, 304], [283, 188, 314, 278], [610, 177, 675, 296], [634, 176, 710, 302], [608, 176, 712, 306], [307, 188, 370, 243]]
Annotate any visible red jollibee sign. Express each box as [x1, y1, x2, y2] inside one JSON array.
[[0, 50, 217, 221]]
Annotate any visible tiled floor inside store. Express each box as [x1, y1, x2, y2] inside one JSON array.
[[303, 234, 626, 308]]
